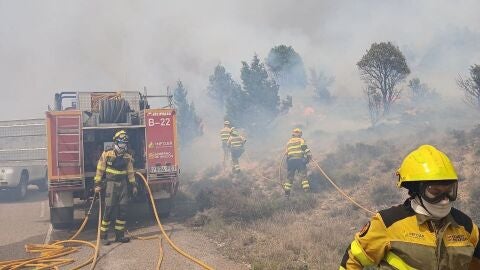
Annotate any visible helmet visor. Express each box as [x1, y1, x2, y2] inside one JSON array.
[[420, 181, 457, 204]]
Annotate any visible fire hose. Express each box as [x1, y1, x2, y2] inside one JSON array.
[[0, 173, 215, 270], [0, 192, 102, 270], [135, 172, 214, 270], [244, 150, 375, 216], [310, 159, 376, 215]]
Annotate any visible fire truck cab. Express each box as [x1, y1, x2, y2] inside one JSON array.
[[46, 91, 179, 228]]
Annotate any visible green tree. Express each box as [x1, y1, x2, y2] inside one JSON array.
[[241, 55, 280, 113], [173, 81, 203, 146], [225, 54, 291, 133], [266, 45, 307, 90], [207, 64, 241, 107], [310, 68, 334, 103], [357, 42, 410, 117], [457, 64, 480, 109], [225, 86, 248, 128]]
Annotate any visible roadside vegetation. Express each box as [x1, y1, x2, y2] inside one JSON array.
[[175, 124, 480, 269]]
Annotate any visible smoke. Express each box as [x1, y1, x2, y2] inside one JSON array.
[[1, 0, 480, 171]]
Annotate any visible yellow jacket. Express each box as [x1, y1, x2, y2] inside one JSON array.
[[340, 200, 480, 270], [227, 134, 245, 150], [94, 149, 135, 184], [220, 127, 231, 142], [285, 137, 311, 159]]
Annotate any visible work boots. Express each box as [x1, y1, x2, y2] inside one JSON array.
[[115, 231, 130, 243], [101, 232, 111, 246]]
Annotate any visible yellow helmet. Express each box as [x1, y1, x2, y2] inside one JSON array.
[[292, 128, 302, 137], [113, 130, 128, 143], [397, 145, 457, 188]]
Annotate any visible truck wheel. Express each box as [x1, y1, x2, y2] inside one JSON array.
[[154, 198, 173, 218], [50, 206, 74, 229], [37, 172, 48, 192], [14, 172, 28, 200]]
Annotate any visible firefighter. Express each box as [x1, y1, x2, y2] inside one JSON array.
[[94, 130, 138, 245], [220, 120, 232, 164], [227, 127, 246, 173], [340, 145, 480, 270], [283, 128, 312, 197]]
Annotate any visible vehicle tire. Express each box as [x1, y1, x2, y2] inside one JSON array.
[[154, 198, 173, 218], [50, 206, 74, 229], [37, 172, 48, 192], [14, 172, 28, 200]]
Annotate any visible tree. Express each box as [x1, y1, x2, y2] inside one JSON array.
[[225, 86, 248, 128], [207, 64, 241, 107], [241, 54, 280, 114], [408, 77, 440, 103], [357, 42, 410, 116], [225, 54, 291, 133], [266, 45, 307, 90], [310, 68, 334, 103], [457, 64, 480, 109], [364, 86, 383, 126], [173, 81, 203, 146]]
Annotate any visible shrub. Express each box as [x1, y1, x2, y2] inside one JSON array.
[[371, 183, 401, 206], [449, 129, 467, 146], [212, 189, 317, 223]]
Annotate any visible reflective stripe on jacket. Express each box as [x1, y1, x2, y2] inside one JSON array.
[[340, 199, 480, 270], [286, 137, 310, 159], [220, 127, 231, 142], [94, 149, 135, 184], [227, 134, 245, 149]]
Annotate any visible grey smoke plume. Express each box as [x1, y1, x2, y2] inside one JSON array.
[[1, 0, 480, 121]]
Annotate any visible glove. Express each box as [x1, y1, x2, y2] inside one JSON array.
[[131, 186, 138, 197]]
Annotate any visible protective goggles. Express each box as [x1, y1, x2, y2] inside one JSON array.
[[419, 181, 457, 204]]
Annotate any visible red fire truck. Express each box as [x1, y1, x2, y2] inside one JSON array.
[[46, 91, 179, 228]]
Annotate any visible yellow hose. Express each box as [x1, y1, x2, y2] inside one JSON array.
[[246, 150, 374, 216], [135, 172, 214, 270], [1, 171, 214, 270], [0, 193, 101, 270], [311, 159, 376, 215]]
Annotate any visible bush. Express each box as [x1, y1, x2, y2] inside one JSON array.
[[380, 159, 396, 173], [322, 142, 395, 172], [449, 129, 467, 146], [371, 183, 401, 206], [212, 189, 317, 223], [338, 173, 361, 187]]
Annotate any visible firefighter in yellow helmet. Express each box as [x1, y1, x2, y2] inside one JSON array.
[[227, 127, 246, 173], [220, 120, 232, 164], [283, 128, 312, 197], [340, 145, 480, 270], [94, 130, 138, 245]]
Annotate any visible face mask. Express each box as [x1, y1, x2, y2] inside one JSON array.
[[114, 143, 127, 154], [412, 196, 452, 219]]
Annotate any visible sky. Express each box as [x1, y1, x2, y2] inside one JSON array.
[[0, 0, 480, 121]]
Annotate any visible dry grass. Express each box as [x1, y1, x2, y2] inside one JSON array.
[[179, 125, 480, 269]]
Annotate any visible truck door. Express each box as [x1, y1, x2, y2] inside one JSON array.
[[46, 111, 84, 191], [144, 109, 179, 184]]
